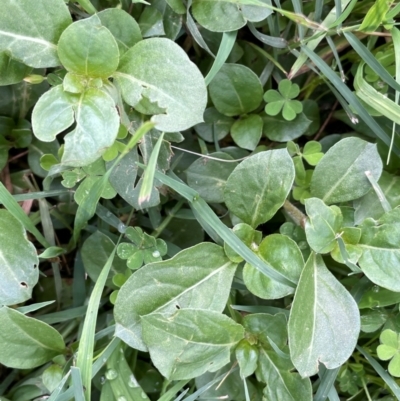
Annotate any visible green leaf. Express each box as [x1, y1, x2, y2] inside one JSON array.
[[142, 309, 244, 379], [186, 152, 237, 203], [0, 0, 71, 68], [310, 137, 383, 204], [114, 243, 237, 351], [0, 306, 65, 369], [57, 15, 119, 78], [243, 234, 303, 299], [231, 114, 263, 151], [209, 63, 263, 116], [114, 38, 207, 132], [81, 231, 126, 287], [194, 108, 234, 142], [262, 112, 311, 142], [97, 9, 142, 56], [304, 198, 343, 254], [32, 86, 120, 166], [357, 208, 400, 292], [354, 171, 400, 225], [235, 339, 258, 378], [377, 329, 400, 377], [224, 149, 295, 227], [359, 0, 391, 32], [288, 253, 360, 377], [0, 53, 32, 86], [359, 286, 400, 309], [0, 210, 39, 306], [192, 0, 272, 32]]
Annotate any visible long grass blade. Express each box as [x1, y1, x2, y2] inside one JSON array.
[[248, 23, 287, 48], [205, 31, 237, 85], [301, 45, 400, 156], [159, 381, 191, 401], [344, 32, 400, 92], [314, 366, 340, 401], [71, 367, 86, 401], [75, 247, 117, 401], [0, 181, 49, 247]]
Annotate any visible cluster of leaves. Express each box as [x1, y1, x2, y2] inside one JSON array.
[[1, 0, 400, 400]]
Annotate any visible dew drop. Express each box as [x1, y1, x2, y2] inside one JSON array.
[[128, 374, 139, 388], [118, 222, 127, 233], [100, 376, 106, 385], [141, 391, 147, 399], [118, 397, 127, 401], [372, 285, 380, 293], [350, 115, 359, 124], [105, 369, 118, 380], [152, 250, 160, 258]]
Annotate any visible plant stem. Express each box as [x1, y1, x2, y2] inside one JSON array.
[[76, 0, 97, 14], [151, 199, 185, 238], [282, 200, 307, 228]]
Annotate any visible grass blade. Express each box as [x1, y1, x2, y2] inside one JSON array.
[[301, 45, 400, 156], [314, 366, 340, 401], [75, 246, 117, 401], [0, 181, 49, 248], [71, 367, 86, 401], [47, 371, 71, 401], [159, 381, 191, 401], [0, 189, 70, 204], [344, 32, 400, 93], [205, 31, 237, 85], [139, 132, 164, 205], [248, 23, 287, 48]]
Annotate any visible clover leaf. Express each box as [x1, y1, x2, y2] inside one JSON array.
[[264, 79, 303, 121], [377, 329, 400, 377], [117, 227, 168, 270]]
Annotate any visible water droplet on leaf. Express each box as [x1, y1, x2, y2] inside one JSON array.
[[105, 369, 118, 380], [152, 250, 160, 258]]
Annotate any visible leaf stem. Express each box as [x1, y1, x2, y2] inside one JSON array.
[[151, 199, 185, 238], [282, 200, 306, 228]]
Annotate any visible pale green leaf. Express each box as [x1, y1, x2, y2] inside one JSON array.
[[114, 243, 237, 351], [304, 198, 343, 254], [57, 14, 119, 78], [209, 63, 263, 116], [0, 0, 71, 68], [358, 208, 400, 292], [310, 137, 382, 204], [97, 9, 142, 56], [288, 253, 360, 377], [114, 38, 207, 132], [142, 309, 244, 379], [0, 306, 65, 369], [0, 210, 39, 306], [224, 149, 295, 227], [243, 234, 303, 299], [231, 114, 263, 151]]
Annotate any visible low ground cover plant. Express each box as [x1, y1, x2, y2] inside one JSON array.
[[1, 0, 400, 400]]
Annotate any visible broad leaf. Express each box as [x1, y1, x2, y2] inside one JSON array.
[[304, 198, 343, 253], [192, 0, 272, 32], [0, 210, 39, 306], [194, 108, 234, 142], [0, 306, 65, 368], [142, 309, 244, 379], [358, 208, 400, 292], [0, 52, 32, 86], [231, 114, 263, 151], [288, 253, 360, 377], [97, 9, 142, 56], [209, 64, 263, 116], [243, 234, 303, 299], [224, 149, 295, 227], [32, 86, 120, 166], [114, 38, 207, 132], [186, 152, 237, 203], [262, 112, 311, 142], [0, 0, 71, 68], [57, 14, 119, 78], [114, 243, 237, 351], [310, 137, 383, 204]]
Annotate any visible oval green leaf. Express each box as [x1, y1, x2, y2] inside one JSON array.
[[0, 306, 65, 369], [288, 253, 360, 377], [142, 309, 244, 379], [114, 243, 237, 351], [114, 38, 207, 132], [57, 14, 119, 78], [224, 149, 295, 227], [310, 137, 383, 204], [0, 210, 39, 306]]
